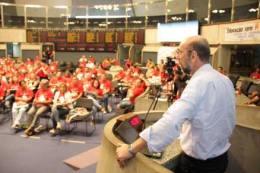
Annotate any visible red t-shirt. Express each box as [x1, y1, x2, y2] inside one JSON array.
[[34, 88, 53, 106], [1, 80, 8, 91], [89, 57, 96, 63], [101, 60, 111, 69], [69, 82, 84, 99], [152, 68, 160, 76], [250, 72, 260, 79], [36, 68, 48, 78], [15, 87, 34, 100], [8, 82, 20, 91], [130, 86, 145, 104], [0, 86, 5, 98], [100, 79, 112, 93], [115, 71, 126, 80], [88, 86, 103, 97], [125, 59, 132, 69], [47, 64, 58, 74]]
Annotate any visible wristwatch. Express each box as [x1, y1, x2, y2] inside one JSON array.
[[128, 144, 136, 157]]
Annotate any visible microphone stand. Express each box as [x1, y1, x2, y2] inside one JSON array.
[[142, 87, 161, 130]]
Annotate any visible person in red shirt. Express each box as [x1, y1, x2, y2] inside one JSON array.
[[99, 74, 113, 112], [63, 70, 73, 84], [0, 85, 5, 102], [78, 55, 87, 68], [4, 76, 19, 109], [124, 57, 132, 69], [47, 62, 58, 74], [49, 71, 66, 93], [117, 78, 146, 113], [101, 58, 111, 70], [24, 80, 54, 136], [69, 77, 83, 102], [114, 70, 126, 81], [89, 56, 96, 63], [86, 79, 106, 113], [111, 58, 120, 66], [87, 79, 103, 98], [25, 73, 40, 91], [49, 83, 74, 135], [35, 63, 48, 79], [250, 66, 260, 79], [11, 80, 34, 129]]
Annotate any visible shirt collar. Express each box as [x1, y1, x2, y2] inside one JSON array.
[[191, 63, 213, 79]]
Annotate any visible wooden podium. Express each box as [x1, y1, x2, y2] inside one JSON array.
[[96, 111, 179, 173], [96, 98, 260, 173]]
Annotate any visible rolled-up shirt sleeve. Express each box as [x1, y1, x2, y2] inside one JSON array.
[[139, 78, 206, 152]]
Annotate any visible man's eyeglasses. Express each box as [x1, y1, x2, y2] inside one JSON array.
[[176, 48, 193, 55]]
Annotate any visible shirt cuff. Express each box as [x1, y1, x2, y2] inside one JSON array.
[[139, 127, 161, 153]]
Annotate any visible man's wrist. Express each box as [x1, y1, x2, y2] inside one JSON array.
[[128, 144, 136, 157]]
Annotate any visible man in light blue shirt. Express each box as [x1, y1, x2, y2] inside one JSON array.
[[116, 36, 235, 173]]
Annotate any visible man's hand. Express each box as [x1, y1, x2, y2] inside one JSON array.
[[116, 144, 134, 168]]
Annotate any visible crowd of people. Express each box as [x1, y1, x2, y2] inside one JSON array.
[[0, 55, 148, 136], [145, 57, 189, 102], [0, 52, 258, 137]]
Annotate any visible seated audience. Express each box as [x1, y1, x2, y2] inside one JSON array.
[[250, 66, 260, 79], [25, 80, 53, 136], [69, 77, 83, 102], [117, 78, 146, 113], [49, 83, 73, 135], [146, 58, 155, 69], [99, 74, 113, 112], [11, 81, 34, 129], [245, 90, 260, 106], [86, 79, 106, 114]]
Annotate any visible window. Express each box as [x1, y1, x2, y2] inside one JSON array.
[[3, 5, 25, 27], [211, 0, 232, 23], [234, 0, 258, 21]]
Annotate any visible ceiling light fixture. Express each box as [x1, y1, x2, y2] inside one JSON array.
[[27, 19, 36, 23], [126, 7, 132, 11], [25, 5, 43, 8], [188, 9, 195, 13], [219, 9, 225, 13], [171, 16, 182, 21], [132, 20, 142, 24], [76, 15, 130, 19], [212, 9, 218, 14], [249, 8, 258, 13], [94, 4, 120, 11], [0, 2, 11, 6], [54, 5, 68, 9], [212, 9, 226, 14]]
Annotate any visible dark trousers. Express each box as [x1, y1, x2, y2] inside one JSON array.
[[166, 151, 228, 173]]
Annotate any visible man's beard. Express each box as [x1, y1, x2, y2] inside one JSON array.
[[180, 65, 191, 74]]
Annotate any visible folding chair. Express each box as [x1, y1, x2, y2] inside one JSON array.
[[66, 97, 96, 136]]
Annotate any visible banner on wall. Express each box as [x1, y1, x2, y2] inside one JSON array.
[[224, 21, 260, 42]]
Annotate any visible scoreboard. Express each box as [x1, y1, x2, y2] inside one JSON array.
[[27, 29, 144, 52]]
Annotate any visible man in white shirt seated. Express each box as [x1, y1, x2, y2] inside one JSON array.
[[116, 36, 236, 173]]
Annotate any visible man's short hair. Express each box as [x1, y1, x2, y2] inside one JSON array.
[[188, 36, 210, 63]]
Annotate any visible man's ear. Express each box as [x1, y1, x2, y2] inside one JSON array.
[[191, 50, 201, 63]]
